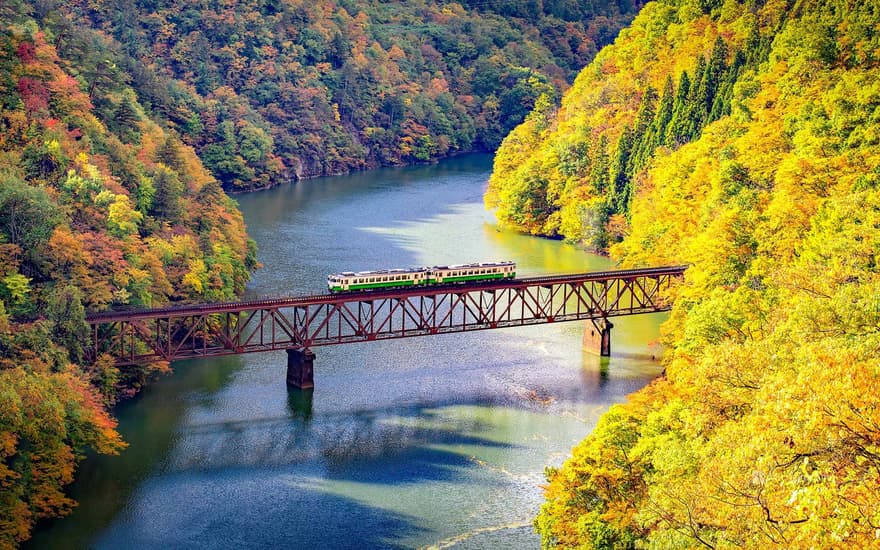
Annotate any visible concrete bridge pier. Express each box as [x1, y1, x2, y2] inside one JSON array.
[[584, 318, 613, 357], [286, 348, 315, 388]]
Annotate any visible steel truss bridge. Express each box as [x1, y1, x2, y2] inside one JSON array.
[[86, 265, 686, 387]]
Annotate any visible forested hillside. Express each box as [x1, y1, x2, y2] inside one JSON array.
[[486, 0, 880, 547], [0, 7, 256, 546], [30, 0, 647, 191], [0, 1, 648, 545]]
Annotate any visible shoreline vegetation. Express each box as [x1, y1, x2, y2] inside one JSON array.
[[487, 0, 880, 546], [0, 0, 646, 546]]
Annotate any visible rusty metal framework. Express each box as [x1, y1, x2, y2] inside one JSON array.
[[86, 266, 686, 366]]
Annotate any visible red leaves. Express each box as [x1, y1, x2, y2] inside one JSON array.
[[16, 77, 50, 114], [16, 41, 36, 63]]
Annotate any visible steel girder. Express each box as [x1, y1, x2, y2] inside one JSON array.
[[87, 266, 686, 366]]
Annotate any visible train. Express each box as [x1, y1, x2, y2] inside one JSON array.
[[327, 261, 516, 292]]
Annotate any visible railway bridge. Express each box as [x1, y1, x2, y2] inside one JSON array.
[[85, 265, 686, 388]]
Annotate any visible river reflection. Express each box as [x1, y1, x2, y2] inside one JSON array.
[[30, 154, 665, 549]]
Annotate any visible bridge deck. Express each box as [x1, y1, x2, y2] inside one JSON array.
[[86, 266, 687, 366], [86, 266, 686, 322]]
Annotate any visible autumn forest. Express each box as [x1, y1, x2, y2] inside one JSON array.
[[487, 0, 879, 546], [2, 0, 879, 547]]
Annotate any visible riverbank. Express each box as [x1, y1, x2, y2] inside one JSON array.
[[30, 155, 667, 548]]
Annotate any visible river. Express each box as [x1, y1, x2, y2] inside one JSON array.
[[29, 154, 665, 549]]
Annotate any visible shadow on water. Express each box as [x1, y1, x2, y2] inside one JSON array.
[[25, 356, 245, 550], [28, 394, 513, 548], [598, 356, 611, 385], [287, 387, 314, 421], [93, 480, 424, 550], [156, 396, 518, 485]]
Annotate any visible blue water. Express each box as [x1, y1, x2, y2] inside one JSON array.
[[30, 154, 665, 549]]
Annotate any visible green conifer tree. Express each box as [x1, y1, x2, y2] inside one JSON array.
[[625, 87, 656, 179], [590, 134, 610, 195], [709, 49, 745, 121], [685, 55, 709, 139], [610, 125, 633, 214], [665, 70, 692, 147]]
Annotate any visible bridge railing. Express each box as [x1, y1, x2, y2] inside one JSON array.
[[86, 265, 687, 366]]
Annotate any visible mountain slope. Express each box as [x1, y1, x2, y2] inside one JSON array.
[[486, 0, 880, 547], [0, 8, 255, 546], [43, 0, 646, 190]]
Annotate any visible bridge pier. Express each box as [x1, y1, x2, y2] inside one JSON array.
[[286, 348, 315, 388], [584, 319, 613, 357]]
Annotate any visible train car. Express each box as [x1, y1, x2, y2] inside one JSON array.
[[327, 261, 516, 292], [427, 261, 516, 284], [327, 268, 429, 292]]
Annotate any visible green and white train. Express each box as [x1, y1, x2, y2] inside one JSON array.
[[327, 261, 516, 292]]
